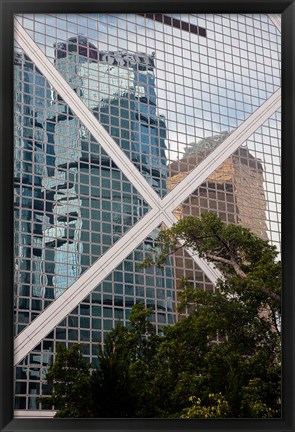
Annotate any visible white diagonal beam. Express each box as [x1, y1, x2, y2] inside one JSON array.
[[161, 88, 281, 215], [14, 19, 161, 211], [14, 208, 162, 366], [160, 89, 281, 282], [268, 14, 281, 32]]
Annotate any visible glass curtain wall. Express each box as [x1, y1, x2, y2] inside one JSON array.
[[13, 13, 281, 412]]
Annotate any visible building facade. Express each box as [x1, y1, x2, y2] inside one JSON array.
[[14, 13, 281, 414], [168, 135, 268, 297]]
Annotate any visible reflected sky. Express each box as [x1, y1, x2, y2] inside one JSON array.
[[15, 13, 281, 161]]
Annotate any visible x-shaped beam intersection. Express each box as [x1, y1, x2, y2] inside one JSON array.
[[14, 19, 281, 365]]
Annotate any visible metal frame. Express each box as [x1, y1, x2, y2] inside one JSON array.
[[14, 410, 55, 418]]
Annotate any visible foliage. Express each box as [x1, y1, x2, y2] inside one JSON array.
[[181, 394, 230, 418], [42, 214, 281, 419]]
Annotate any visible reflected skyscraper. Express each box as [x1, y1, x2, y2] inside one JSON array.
[[14, 37, 174, 410]]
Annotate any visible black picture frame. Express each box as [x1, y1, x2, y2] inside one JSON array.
[[0, 1, 294, 431]]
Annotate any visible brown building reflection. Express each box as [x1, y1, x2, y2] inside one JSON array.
[[167, 133, 268, 304]]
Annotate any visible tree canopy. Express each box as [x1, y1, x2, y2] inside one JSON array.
[[40, 213, 281, 418]]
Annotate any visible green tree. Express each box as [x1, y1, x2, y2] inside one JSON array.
[[144, 212, 281, 417], [39, 344, 93, 418]]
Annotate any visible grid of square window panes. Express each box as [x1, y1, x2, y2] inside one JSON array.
[[14, 13, 281, 411]]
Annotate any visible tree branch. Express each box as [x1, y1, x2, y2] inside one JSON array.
[[258, 286, 281, 304], [207, 254, 247, 279], [207, 254, 281, 303]]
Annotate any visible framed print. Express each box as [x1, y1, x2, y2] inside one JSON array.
[[1, 1, 294, 431]]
